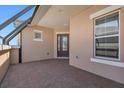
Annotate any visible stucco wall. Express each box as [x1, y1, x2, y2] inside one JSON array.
[[70, 5, 124, 84], [10, 48, 19, 64], [0, 50, 10, 83], [22, 25, 54, 63], [120, 8, 124, 62], [54, 28, 69, 58]]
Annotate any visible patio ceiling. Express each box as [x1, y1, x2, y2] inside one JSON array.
[[32, 5, 91, 29]]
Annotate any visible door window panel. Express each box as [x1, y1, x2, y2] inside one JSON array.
[[62, 36, 68, 51], [57, 35, 60, 51]]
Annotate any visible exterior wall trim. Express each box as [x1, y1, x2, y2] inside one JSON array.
[[56, 32, 69, 34], [91, 58, 124, 68], [90, 5, 124, 19]]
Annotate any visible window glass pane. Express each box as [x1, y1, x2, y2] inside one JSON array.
[[34, 31, 43, 41], [35, 32, 41, 39], [0, 5, 36, 46], [0, 6, 36, 38], [0, 23, 16, 37], [13, 7, 36, 27], [57, 35, 60, 51], [95, 12, 119, 37], [95, 17, 106, 36], [94, 12, 119, 59], [0, 5, 28, 24], [0, 38, 2, 44], [62, 36, 68, 51], [18, 7, 35, 21], [105, 12, 119, 35], [95, 36, 119, 58], [9, 33, 20, 48]]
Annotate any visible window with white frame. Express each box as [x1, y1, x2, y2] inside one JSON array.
[[94, 11, 120, 59], [33, 30, 43, 41]]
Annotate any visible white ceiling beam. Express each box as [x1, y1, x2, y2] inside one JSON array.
[[31, 5, 51, 25]]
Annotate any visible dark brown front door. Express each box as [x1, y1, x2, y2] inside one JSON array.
[[57, 34, 69, 57]]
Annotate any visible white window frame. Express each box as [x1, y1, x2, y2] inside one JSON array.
[[93, 10, 120, 61], [90, 5, 124, 19], [33, 30, 43, 42]]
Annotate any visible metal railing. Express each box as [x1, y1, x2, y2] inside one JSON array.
[[0, 44, 11, 51]]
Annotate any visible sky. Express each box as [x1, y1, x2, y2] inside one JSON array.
[[0, 5, 35, 45]]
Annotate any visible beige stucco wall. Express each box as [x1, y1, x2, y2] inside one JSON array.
[[120, 8, 124, 62], [22, 25, 54, 63], [70, 5, 124, 84], [0, 50, 10, 83], [54, 28, 69, 58], [10, 48, 19, 64]]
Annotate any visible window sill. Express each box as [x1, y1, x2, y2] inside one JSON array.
[[91, 58, 124, 68]]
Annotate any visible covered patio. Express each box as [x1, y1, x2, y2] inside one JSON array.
[[0, 59, 123, 88], [0, 5, 124, 88]]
